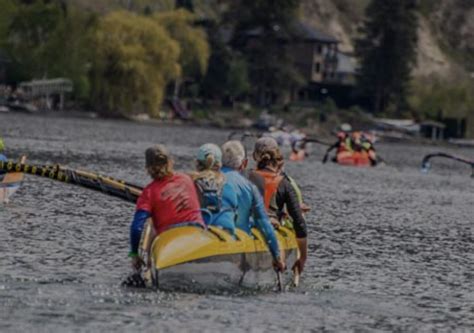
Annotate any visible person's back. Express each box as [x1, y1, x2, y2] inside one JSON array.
[[221, 141, 283, 269], [138, 172, 204, 234], [129, 145, 205, 269], [192, 144, 237, 235], [250, 137, 308, 273], [192, 169, 237, 234]]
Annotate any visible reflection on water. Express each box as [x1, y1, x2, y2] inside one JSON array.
[[0, 113, 473, 331]]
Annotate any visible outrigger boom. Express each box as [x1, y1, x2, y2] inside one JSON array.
[[421, 152, 474, 177], [0, 160, 142, 203]]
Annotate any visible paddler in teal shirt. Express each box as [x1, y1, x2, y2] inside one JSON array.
[[221, 140, 285, 272]]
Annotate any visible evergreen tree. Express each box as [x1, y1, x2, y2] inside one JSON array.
[[355, 0, 419, 115], [175, 0, 193, 11], [229, 0, 303, 106]]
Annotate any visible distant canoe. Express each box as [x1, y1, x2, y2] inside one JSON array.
[[336, 150, 373, 167]]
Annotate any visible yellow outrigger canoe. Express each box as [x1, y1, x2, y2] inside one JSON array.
[[139, 223, 299, 291], [0, 159, 302, 291]]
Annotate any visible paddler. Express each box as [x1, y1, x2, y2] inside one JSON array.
[[322, 123, 353, 164], [0, 137, 7, 181], [358, 132, 378, 166], [129, 145, 205, 271], [221, 140, 285, 271], [191, 143, 238, 235], [248, 137, 308, 273]]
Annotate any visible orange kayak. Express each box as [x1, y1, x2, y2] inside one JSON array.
[[336, 151, 373, 167]]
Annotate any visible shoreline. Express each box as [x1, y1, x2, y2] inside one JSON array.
[[1, 108, 473, 149]]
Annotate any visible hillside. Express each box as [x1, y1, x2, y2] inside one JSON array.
[[67, 0, 472, 78], [300, 0, 473, 78]]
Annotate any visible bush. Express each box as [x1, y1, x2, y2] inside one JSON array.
[[409, 77, 474, 120]]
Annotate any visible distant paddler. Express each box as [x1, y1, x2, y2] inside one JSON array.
[[0, 137, 7, 181], [248, 137, 308, 275], [322, 124, 378, 166], [128, 145, 205, 272], [221, 140, 285, 272]]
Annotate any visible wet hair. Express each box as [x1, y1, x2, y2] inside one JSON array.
[[145, 145, 173, 180], [222, 140, 246, 169], [254, 147, 284, 170]]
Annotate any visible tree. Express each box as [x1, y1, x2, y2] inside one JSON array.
[[6, 1, 65, 80], [4, 1, 96, 99], [0, 0, 18, 48], [153, 9, 209, 98], [175, 0, 193, 11], [229, 0, 304, 106], [91, 11, 180, 116], [355, 0, 419, 115], [226, 56, 250, 100], [153, 9, 209, 78]]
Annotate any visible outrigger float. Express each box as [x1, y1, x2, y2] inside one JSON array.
[[0, 156, 26, 203], [421, 152, 474, 177], [0, 160, 300, 291]]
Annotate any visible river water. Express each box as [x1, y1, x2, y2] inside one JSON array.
[[0, 113, 473, 332]]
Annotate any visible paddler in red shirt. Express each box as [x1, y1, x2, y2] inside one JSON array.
[[129, 144, 205, 270]]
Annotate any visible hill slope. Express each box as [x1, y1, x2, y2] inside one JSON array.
[[300, 0, 473, 78]]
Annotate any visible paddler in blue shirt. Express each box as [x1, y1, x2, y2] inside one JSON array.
[[221, 140, 285, 272]]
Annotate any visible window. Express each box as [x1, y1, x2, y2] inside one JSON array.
[[314, 62, 321, 73]]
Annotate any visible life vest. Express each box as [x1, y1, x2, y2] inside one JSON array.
[[336, 132, 352, 153], [254, 170, 283, 213]]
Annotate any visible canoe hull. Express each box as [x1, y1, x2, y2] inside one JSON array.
[[144, 225, 299, 291], [152, 248, 298, 292], [336, 151, 372, 167]]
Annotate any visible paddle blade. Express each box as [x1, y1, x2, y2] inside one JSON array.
[[293, 267, 300, 288], [121, 272, 146, 288], [421, 161, 431, 174]]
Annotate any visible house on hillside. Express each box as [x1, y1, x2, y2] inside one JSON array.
[[239, 21, 357, 104]]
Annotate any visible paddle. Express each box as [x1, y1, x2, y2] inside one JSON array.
[[293, 267, 300, 288], [421, 152, 474, 177], [0, 160, 143, 203], [304, 136, 331, 147], [122, 220, 154, 288], [276, 270, 283, 292]]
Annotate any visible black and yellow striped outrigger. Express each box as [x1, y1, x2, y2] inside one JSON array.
[[0, 160, 142, 203]]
